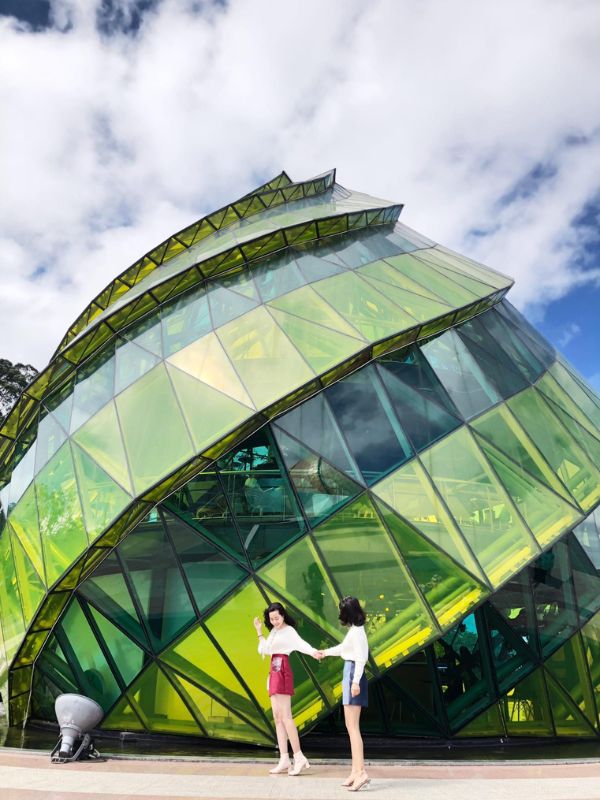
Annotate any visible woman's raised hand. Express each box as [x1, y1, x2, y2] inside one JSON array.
[[253, 616, 263, 634]]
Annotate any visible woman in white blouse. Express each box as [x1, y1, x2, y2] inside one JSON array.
[[319, 596, 370, 792], [253, 602, 319, 776]]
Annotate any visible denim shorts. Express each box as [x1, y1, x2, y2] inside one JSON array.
[[342, 660, 368, 707]]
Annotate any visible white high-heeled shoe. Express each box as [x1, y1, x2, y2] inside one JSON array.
[[288, 752, 310, 776], [269, 756, 291, 774]]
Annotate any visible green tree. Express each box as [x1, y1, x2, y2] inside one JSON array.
[[0, 358, 38, 422]]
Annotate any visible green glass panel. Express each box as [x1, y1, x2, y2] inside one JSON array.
[[471, 404, 576, 505], [483, 604, 536, 693], [32, 591, 69, 632], [88, 605, 146, 687], [456, 702, 505, 738], [420, 258, 494, 297], [539, 372, 600, 440], [114, 339, 160, 394], [421, 329, 501, 419], [33, 412, 67, 475], [258, 535, 340, 639], [421, 428, 539, 588], [115, 364, 194, 495], [488, 570, 539, 656], [35, 442, 89, 587], [423, 246, 510, 291], [531, 540, 578, 657], [376, 348, 462, 452], [372, 459, 487, 584], [163, 470, 247, 562], [161, 622, 271, 736], [204, 580, 271, 712], [569, 534, 600, 623], [375, 500, 487, 630], [217, 427, 306, 567], [313, 271, 416, 342], [294, 250, 344, 282], [207, 280, 260, 327], [273, 428, 363, 524], [476, 308, 545, 382], [457, 323, 529, 398], [102, 695, 145, 731], [71, 443, 132, 542], [8, 524, 45, 625], [70, 351, 115, 433], [361, 273, 453, 323], [0, 529, 25, 663], [59, 598, 121, 711], [252, 252, 307, 302], [542, 395, 600, 489], [127, 662, 201, 735], [166, 363, 254, 453], [545, 671, 595, 736], [45, 382, 74, 435], [167, 332, 254, 408], [123, 310, 163, 358], [476, 434, 581, 548], [273, 391, 363, 484], [7, 483, 45, 584], [162, 510, 247, 613], [314, 495, 437, 669], [268, 284, 365, 340], [581, 615, 600, 722], [384, 253, 477, 307], [118, 517, 196, 651], [434, 614, 494, 731], [509, 388, 600, 510], [268, 306, 363, 373], [217, 306, 315, 409], [546, 634, 597, 730], [496, 302, 556, 369], [161, 289, 211, 358], [73, 400, 134, 494], [6, 440, 36, 507], [382, 651, 442, 736], [358, 258, 453, 305], [549, 360, 600, 431], [168, 668, 271, 744]]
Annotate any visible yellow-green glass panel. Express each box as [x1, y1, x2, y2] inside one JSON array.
[[456, 702, 505, 738], [102, 695, 145, 731], [538, 372, 600, 441], [0, 529, 25, 664], [545, 671, 595, 736], [360, 273, 454, 323], [358, 259, 453, 304], [8, 524, 45, 625], [372, 459, 486, 583], [35, 441, 89, 587], [313, 495, 437, 668], [582, 615, 600, 721], [550, 360, 600, 431], [7, 483, 45, 584], [503, 668, 553, 737], [268, 284, 366, 340], [508, 388, 600, 511], [128, 662, 201, 735], [115, 364, 194, 495], [258, 536, 341, 639], [420, 428, 539, 588], [374, 500, 487, 630], [73, 401, 134, 494], [166, 364, 254, 453], [268, 306, 363, 373], [546, 635, 597, 730], [216, 306, 315, 409], [204, 580, 271, 712], [72, 443, 132, 542], [475, 434, 581, 548], [471, 404, 576, 505], [161, 623, 271, 737], [428, 246, 511, 290], [384, 253, 477, 308], [313, 271, 417, 342], [167, 332, 254, 408]]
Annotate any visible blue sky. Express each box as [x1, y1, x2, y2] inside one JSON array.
[[0, 0, 599, 393]]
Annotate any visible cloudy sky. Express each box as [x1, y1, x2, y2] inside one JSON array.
[[1, 0, 599, 390]]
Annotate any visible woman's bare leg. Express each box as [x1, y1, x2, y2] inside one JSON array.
[[343, 704, 366, 777], [270, 695, 290, 760], [274, 694, 301, 754]]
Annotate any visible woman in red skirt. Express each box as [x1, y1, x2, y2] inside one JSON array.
[[253, 602, 319, 775]]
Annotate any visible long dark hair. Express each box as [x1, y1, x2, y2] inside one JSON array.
[[338, 596, 366, 626], [263, 602, 297, 630]]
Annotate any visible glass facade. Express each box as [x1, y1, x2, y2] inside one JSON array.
[[1, 170, 599, 747]]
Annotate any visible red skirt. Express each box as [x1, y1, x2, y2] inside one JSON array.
[[268, 653, 294, 696]]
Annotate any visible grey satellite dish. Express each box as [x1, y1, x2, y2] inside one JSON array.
[[51, 694, 104, 763]]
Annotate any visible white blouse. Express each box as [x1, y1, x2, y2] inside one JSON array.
[[258, 625, 315, 657], [324, 625, 369, 684]]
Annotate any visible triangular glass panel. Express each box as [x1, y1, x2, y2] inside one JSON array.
[[7, 483, 45, 585], [541, 394, 600, 487], [207, 281, 259, 328], [44, 382, 74, 434], [167, 333, 254, 408], [359, 258, 452, 303], [268, 284, 365, 340], [530, 539, 578, 657], [375, 499, 487, 630], [88, 604, 146, 687], [162, 510, 248, 615], [573, 509, 600, 569], [8, 523, 45, 625], [78, 552, 149, 647], [127, 662, 202, 735], [166, 363, 254, 453], [481, 604, 536, 693], [69, 349, 115, 433], [294, 251, 344, 282], [546, 634, 598, 730], [34, 411, 67, 475], [71, 443, 132, 542], [382, 651, 444, 736], [503, 670, 552, 736], [567, 533, 600, 623], [161, 289, 211, 358], [73, 401, 134, 495], [384, 253, 476, 307], [272, 427, 363, 524], [456, 702, 506, 738], [122, 311, 163, 358], [545, 670, 596, 736], [251, 252, 306, 302], [487, 570, 540, 656], [102, 694, 145, 731], [580, 615, 600, 721], [114, 339, 160, 394], [273, 391, 363, 484], [267, 306, 363, 373], [361, 273, 453, 323], [475, 433, 581, 548]]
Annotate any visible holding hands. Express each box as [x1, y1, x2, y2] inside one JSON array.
[[312, 649, 326, 660]]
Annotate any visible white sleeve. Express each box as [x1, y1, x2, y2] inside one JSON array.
[[351, 628, 369, 684], [258, 630, 272, 656], [323, 642, 343, 657], [290, 627, 316, 657]]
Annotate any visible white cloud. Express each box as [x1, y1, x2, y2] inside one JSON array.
[[556, 322, 582, 349], [1, 0, 599, 369]]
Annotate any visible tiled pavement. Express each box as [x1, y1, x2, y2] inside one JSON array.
[[3, 749, 600, 800]]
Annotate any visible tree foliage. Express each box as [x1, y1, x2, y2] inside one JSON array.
[[0, 358, 38, 422]]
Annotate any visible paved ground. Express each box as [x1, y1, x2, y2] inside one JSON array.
[[3, 749, 600, 800]]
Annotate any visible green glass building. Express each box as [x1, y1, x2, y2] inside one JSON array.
[[1, 169, 600, 745]]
